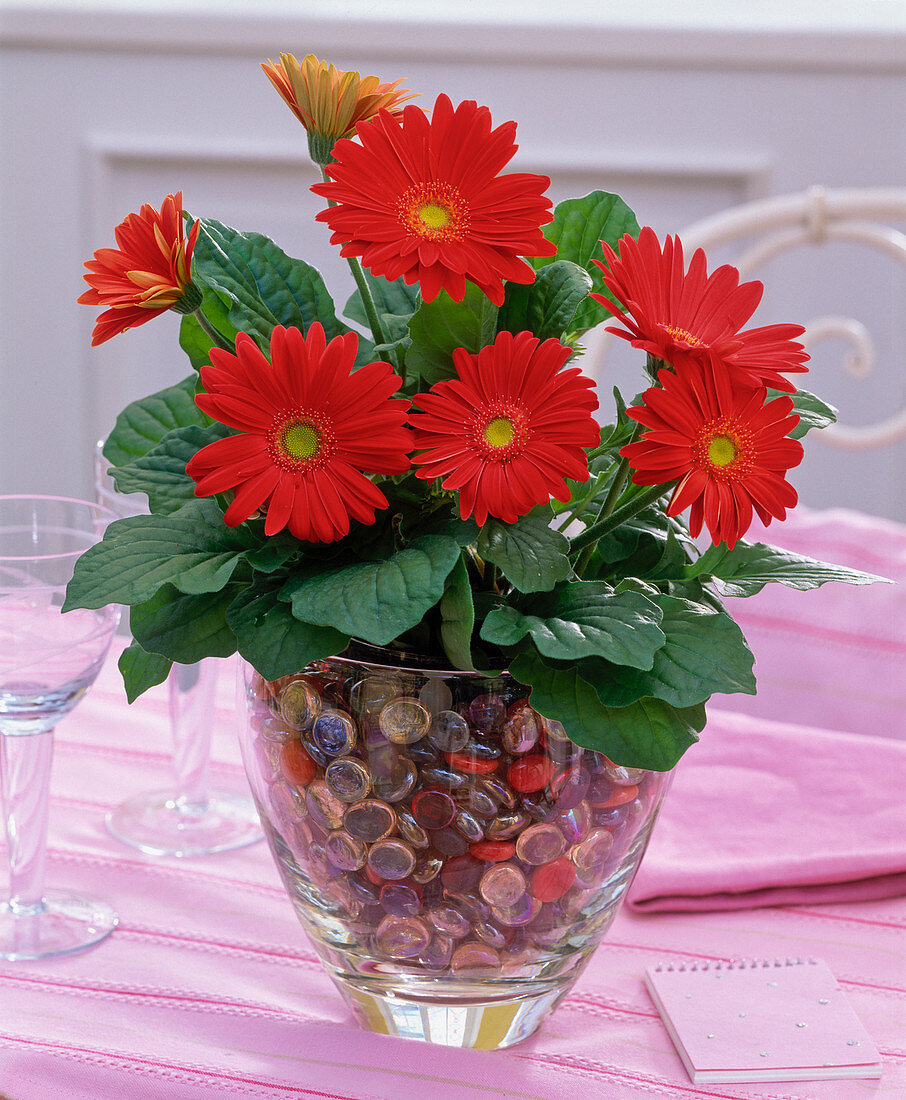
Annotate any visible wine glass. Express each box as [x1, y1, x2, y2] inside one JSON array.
[[0, 495, 120, 960], [94, 442, 261, 857]]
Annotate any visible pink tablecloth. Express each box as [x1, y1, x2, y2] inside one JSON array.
[[1, 645, 904, 1099]]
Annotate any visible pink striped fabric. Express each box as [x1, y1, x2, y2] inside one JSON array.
[[1, 641, 904, 1099]]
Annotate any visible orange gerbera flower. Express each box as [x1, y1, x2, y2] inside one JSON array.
[[78, 192, 199, 347], [409, 331, 600, 526], [186, 324, 412, 543], [311, 94, 557, 306], [621, 351, 804, 549], [261, 53, 416, 164], [591, 227, 809, 392]]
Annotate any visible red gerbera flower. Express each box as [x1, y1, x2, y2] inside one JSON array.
[[409, 331, 600, 526], [620, 351, 804, 549], [591, 227, 809, 392], [186, 324, 412, 543], [78, 191, 200, 346], [311, 94, 557, 307]]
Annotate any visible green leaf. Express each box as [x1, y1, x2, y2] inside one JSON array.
[[192, 218, 374, 363], [178, 285, 237, 370], [102, 376, 207, 468], [509, 648, 701, 771], [284, 535, 461, 645], [477, 509, 572, 593], [768, 386, 838, 438], [406, 283, 499, 386], [480, 581, 664, 668], [439, 553, 475, 671], [344, 272, 420, 329], [497, 261, 592, 342], [130, 584, 237, 663], [227, 581, 349, 681], [63, 499, 254, 611], [110, 423, 232, 515], [534, 191, 640, 334], [578, 594, 756, 708], [117, 643, 172, 703], [685, 540, 890, 597]]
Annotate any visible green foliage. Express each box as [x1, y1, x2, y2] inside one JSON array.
[[439, 553, 476, 671], [103, 376, 207, 469], [118, 643, 172, 704], [405, 283, 499, 386], [497, 261, 592, 342], [477, 509, 572, 593], [771, 386, 838, 438]]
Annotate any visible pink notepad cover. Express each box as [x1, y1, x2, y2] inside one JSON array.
[[644, 957, 882, 1084]]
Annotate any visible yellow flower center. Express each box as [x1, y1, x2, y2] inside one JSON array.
[[398, 182, 469, 242], [417, 203, 452, 231], [268, 411, 334, 471], [707, 435, 737, 467], [282, 422, 321, 460], [484, 417, 515, 448], [665, 325, 703, 347]]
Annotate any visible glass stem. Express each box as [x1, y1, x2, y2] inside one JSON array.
[[1, 729, 53, 914], [169, 660, 218, 813]]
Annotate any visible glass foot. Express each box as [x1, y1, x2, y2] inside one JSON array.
[[0, 889, 118, 960], [105, 789, 263, 857]]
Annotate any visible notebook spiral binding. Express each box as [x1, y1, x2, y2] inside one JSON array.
[[653, 957, 818, 973]]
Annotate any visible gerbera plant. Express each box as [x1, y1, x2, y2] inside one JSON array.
[[65, 56, 883, 772]]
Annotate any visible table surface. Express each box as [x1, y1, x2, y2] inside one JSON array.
[[1, 645, 903, 1100]]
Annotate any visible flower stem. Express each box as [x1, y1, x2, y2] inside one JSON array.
[[570, 481, 676, 558], [192, 309, 233, 352]]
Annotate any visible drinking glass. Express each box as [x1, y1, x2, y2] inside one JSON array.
[[94, 442, 261, 857], [0, 495, 120, 960]]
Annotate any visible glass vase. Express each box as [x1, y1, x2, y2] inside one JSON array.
[[237, 644, 673, 1050]]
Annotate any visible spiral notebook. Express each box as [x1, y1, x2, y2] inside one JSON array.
[[644, 957, 882, 1084]]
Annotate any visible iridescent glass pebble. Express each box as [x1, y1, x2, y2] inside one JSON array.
[[542, 716, 571, 744], [431, 827, 469, 858], [491, 893, 541, 927], [443, 891, 488, 924], [603, 760, 646, 786], [570, 827, 615, 880], [369, 753, 417, 802], [479, 863, 527, 908], [452, 809, 484, 844], [375, 914, 430, 958], [367, 838, 417, 881], [597, 783, 639, 807], [530, 856, 576, 902], [468, 693, 507, 732], [407, 740, 440, 766], [469, 839, 516, 862], [419, 677, 453, 716], [485, 809, 531, 840], [411, 855, 443, 884], [427, 710, 470, 753], [324, 829, 367, 871], [458, 736, 502, 762], [451, 942, 500, 972], [280, 679, 320, 730], [586, 772, 616, 806], [515, 823, 566, 865], [549, 766, 591, 810], [347, 873, 382, 904], [343, 799, 396, 843], [380, 882, 422, 917], [379, 697, 431, 744], [279, 740, 318, 788], [554, 800, 592, 844], [268, 780, 307, 831], [254, 736, 282, 779], [395, 807, 430, 849], [412, 788, 457, 830], [474, 915, 509, 949], [455, 785, 497, 818], [507, 754, 555, 793], [426, 903, 471, 939], [500, 704, 541, 755], [419, 934, 454, 970], [419, 763, 469, 790], [439, 853, 484, 894], [253, 711, 294, 743], [349, 676, 401, 717], [475, 774, 517, 811], [324, 757, 372, 803], [309, 709, 357, 757], [305, 780, 346, 830]]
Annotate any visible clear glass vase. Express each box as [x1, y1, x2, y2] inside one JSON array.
[[237, 644, 674, 1050]]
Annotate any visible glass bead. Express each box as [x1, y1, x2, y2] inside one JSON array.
[[515, 823, 566, 865], [324, 829, 367, 871], [451, 942, 500, 973], [530, 856, 576, 902], [279, 740, 318, 788], [542, 716, 571, 744], [309, 709, 357, 757], [455, 785, 497, 818], [439, 853, 483, 895], [378, 697, 431, 745], [586, 772, 616, 806], [500, 704, 541, 755], [369, 752, 417, 803], [459, 736, 503, 762], [426, 903, 471, 939], [412, 788, 457, 830], [507, 754, 555, 793], [380, 882, 422, 917], [431, 827, 469, 858], [324, 757, 372, 803], [452, 809, 484, 844], [395, 807, 430, 849], [469, 840, 516, 862], [267, 780, 307, 832], [411, 855, 444, 884], [347, 873, 382, 904], [253, 711, 294, 744], [279, 679, 321, 730], [553, 800, 592, 844], [375, 914, 430, 958], [603, 760, 646, 786], [418, 676, 454, 715], [349, 676, 401, 718], [549, 766, 591, 810], [419, 763, 469, 790], [475, 774, 518, 811], [367, 838, 417, 881], [479, 863, 527, 908], [407, 740, 440, 766], [419, 934, 454, 970], [443, 891, 488, 925], [468, 693, 507, 732], [474, 916, 509, 949], [491, 894, 541, 927], [253, 735, 283, 781], [485, 809, 531, 840], [443, 751, 498, 775], [305, 780, 347, 830], [343, 799, 397, 843], [596, 784, 640, 808], [427, 710, 470, 753], [570, 828, 615, 881]]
